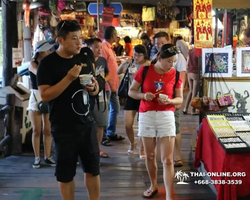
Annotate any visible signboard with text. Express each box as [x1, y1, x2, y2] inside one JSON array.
[[12, 48, 23, 68], [193, 0, 213, 48]]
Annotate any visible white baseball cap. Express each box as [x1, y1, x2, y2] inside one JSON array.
[[34, 40, 54, 53]]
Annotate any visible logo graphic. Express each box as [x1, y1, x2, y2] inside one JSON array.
[[175, 170, 189, 184], [154, 81, 163, 91]]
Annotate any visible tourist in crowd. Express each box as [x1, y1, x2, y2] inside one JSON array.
[[102, 26, 125, 141], [153, 32, 187, 168], [27, 40, 56, 169], [183, 48, 199, 115], [140, 33, 152, 59], [113, 36, 124, 56], [124, 36, 133, 57], [176, 35, 189, 60], [37, 20, 100, 200], [243, 28, 250, 46], [88, 38, 110, 158], [129, 44, 183, 199], [117, 45, 150, 159]]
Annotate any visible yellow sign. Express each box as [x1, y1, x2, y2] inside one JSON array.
[[193, 0, 213, 48], [173, 29, 190, 37]]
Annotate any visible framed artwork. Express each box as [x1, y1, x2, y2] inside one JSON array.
[[202, 48, 233, 78], [236, 47, 250, 77], [204, 77, 250, 113]]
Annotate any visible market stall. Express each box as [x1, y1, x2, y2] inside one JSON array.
[[194, 114, 250, 200]]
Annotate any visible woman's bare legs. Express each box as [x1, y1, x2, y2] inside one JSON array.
[[159, 136, 175, 200]]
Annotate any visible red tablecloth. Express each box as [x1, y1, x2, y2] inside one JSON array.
[[194, 118, 250, 200]]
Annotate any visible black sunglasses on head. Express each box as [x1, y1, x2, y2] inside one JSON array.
[[163, 46, 181, 54], [58, 20, 79, 35]]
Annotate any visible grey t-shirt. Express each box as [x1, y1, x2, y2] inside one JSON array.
[[95, 57, 109, 102]]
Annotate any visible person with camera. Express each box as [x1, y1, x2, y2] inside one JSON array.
[[27, 40, 56, 169]]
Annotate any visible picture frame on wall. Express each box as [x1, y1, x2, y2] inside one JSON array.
[[202, 48, 233, 77], [204, 77, 250, 113], [236, 47, 250, 77]]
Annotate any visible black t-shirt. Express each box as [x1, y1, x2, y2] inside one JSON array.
[[37, 52, 95, 133]]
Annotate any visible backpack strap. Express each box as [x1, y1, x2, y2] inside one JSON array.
[[141, 65, 149, 93], [173, 71, 180, 98]]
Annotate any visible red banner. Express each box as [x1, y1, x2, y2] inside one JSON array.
[[193, 0, 213, 49]]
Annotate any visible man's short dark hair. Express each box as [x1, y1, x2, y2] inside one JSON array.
[[140, 33, 150, 41], [154, 32, 169, 41], [124, 36, 131, 43], [57, 20, 81, 39], [87, 38, 102, 47], [104, 26, 116, 40], [176, 35, 183, 41]]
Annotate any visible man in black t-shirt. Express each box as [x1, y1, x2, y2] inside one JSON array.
[[37, 20, 100, 200]]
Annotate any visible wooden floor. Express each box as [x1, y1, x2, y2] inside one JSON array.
[[0, 106, 216, 200]]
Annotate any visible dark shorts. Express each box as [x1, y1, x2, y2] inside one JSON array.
[[175, 109, 180, 135], [53, 123, 100, 183], [124, 96, 140, 111]]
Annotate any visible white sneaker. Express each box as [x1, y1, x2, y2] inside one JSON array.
[[32, 157, 41, 169]]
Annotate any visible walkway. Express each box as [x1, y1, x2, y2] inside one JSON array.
[[0, 109, 216, 200]]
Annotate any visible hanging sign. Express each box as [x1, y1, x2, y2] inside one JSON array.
[[88, 3, 123, 15], [12, 48, 23, 68], [193, 0, 213, 49]]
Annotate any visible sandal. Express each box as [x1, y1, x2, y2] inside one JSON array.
[[108, 134, 125, 141], [128, 142, 137, 155], [102, 139, 112, 146], [142, 188, 158, 198], [100, 150, 109, 158], [174, 160, 183, 167]]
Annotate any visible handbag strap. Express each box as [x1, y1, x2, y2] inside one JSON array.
[[33, 91, 38, 102]]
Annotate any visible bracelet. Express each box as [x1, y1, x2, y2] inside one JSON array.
[[143, 93, 147, 100]]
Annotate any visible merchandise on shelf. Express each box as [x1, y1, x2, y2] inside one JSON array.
[[206, 114, 250, 153]]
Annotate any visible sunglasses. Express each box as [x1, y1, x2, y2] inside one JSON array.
[[58, 20, 79, 35], [163, 46, 181, 54]]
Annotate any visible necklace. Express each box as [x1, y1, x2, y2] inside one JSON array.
[[159, 74, 164, 81]]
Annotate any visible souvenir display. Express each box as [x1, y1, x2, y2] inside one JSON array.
[[219, 137, 242, 143], [224, 143, 248, 148], [213, 127, 236, 138], [207, 113, 250, 153], [229, 121, 250, 131]]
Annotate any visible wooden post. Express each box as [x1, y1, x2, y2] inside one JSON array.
[[2, 1, 18, 87]]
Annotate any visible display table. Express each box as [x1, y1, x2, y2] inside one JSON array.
[[194, 118, 250, 200]]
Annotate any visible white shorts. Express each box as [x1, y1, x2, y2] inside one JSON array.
[[27, 89, 42, 112], [138, 111, 176, 138]]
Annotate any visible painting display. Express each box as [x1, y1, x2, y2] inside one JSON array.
[[202, 48, 233, 77], [236, 47, 250, 77], [204, 78, 250, 113], [193, 0, 213, 48]]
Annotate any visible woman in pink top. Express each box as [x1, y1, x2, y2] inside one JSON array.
[[183, 48, 199, 115]]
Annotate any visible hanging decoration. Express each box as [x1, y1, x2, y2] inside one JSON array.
[[157, 0, 177, 21], [23, 0, 31, 27], [193, 0, 213, 48]]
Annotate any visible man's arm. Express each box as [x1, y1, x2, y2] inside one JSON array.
[[38, 64, 82, 102]]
